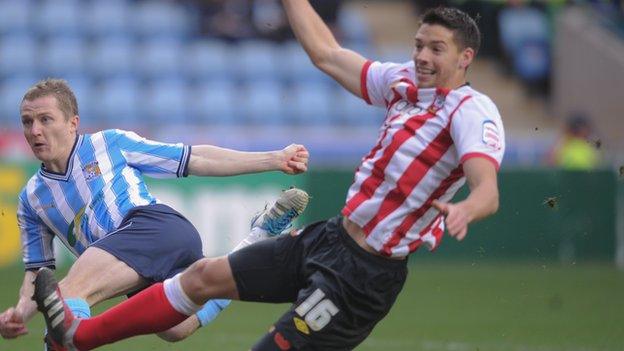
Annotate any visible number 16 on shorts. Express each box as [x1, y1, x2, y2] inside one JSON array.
[[294, 288, 340, 332]]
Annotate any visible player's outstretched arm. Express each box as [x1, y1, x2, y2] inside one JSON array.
[[432, 157, 499, 240], [187, 144, 309, 177], [0, 270, 38, 339], [282, 0, 367, 97]]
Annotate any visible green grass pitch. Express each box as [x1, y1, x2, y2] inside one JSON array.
[[1, 261, 623, 351]]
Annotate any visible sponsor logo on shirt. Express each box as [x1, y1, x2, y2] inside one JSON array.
[[293, 317, 310, 335], [67, 206, 86, 247], [482, 120, 501, 150]]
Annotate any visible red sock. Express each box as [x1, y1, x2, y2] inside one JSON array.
[[73, 283, 189, 350]]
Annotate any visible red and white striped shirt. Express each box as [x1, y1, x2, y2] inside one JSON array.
[[341, 60, 505, 258]]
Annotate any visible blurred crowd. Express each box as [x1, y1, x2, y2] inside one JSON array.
[[0, 0, 618, 168], [188, 0, 343, 42]]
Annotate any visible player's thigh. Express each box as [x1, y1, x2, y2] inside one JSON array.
[[263, 268, 405, 351], [59, 246, 148, 305], [228, 232, 308, 303], [267, 280, 357, 351], [251, 284, 349, 350]]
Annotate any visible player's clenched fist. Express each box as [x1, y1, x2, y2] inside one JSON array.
[[432, 200, 471, 241], [280, 144, 309, 174], [0, 307, 28, 339]]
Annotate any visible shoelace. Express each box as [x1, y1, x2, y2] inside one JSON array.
[[262, 209, 298, 235]]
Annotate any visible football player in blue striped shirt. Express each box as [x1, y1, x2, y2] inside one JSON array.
[[0, 79, 309, 346]]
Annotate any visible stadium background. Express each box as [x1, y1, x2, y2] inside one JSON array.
[[0, 0, 623, 350]]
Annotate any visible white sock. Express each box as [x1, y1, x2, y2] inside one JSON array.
[[163, 273, 202, 316]]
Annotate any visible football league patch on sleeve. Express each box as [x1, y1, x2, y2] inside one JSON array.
[[482, 120, 502, 150]]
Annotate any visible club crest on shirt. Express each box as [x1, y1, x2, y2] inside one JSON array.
[[82, 161, 101, 181], [482, 120, 501, 150]]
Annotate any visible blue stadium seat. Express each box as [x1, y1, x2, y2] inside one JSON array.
[[83, 0, 131, 38], [88, 37, 135, 79], [334, 88, 381, 126], [0, 76, 38, 127], [132, 1, 192, 39], [287, 83, 334, 126], [337, 6, 372, 46], [135, 39, 184, 80], [240, 82, 285, 125], [189, 82, 238, 125], [377, 46, 412, 65], [513, 39, 550, 82], [183, 40, 235, 83], [63, 77, 95, 130], [345, 40, 377, 62], [39, 37, 86, 77], [280, 41, 332, 85], [0, 0, 32, 35], [34, 0, 82, 37], [141, 79, 188, 125], [0, 35, 38, 78], [93, 78, 141, 126], [235, 41, 280, 83]]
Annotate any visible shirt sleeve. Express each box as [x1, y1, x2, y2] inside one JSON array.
[[17, 193, 56, 271], [361, 61, 407, 107], [106, 129, 192, 178], [450, 95, 505, 170]]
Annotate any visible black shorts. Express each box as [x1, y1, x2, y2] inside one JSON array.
[[228, 216, 408, 350], [91, 204, 204, 283]]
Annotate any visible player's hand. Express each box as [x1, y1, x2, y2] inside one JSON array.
[[0, 307, 28, 339], [432, 200, 471, 241], [279, 144, 309, 175]]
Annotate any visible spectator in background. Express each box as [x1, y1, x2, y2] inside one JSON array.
[[253, 0, 343, 41], [550, 114, 600, 170], [498, 0, 551, 96], [414, 0, 450, 12], [193, 0, 257, 41], [191, 0, 343, 42]]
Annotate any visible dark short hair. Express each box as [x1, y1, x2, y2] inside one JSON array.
[[421, 7, 481, 55], [21, 78, 79, 120]]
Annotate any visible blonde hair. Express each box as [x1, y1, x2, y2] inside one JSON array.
[[21, 78, 79, 119]]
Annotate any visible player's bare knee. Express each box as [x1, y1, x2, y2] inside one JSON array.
[[182, 256, 234, 301], [182, 258, 218, 295]]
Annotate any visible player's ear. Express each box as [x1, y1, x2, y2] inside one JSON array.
[[459, 47, 474, 69], [69, 115, 80, 134]]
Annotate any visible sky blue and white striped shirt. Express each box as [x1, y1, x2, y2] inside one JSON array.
[[17, 129, 191, 270]]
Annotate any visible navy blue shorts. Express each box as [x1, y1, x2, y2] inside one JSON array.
[[91, 204, 203, 284]]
